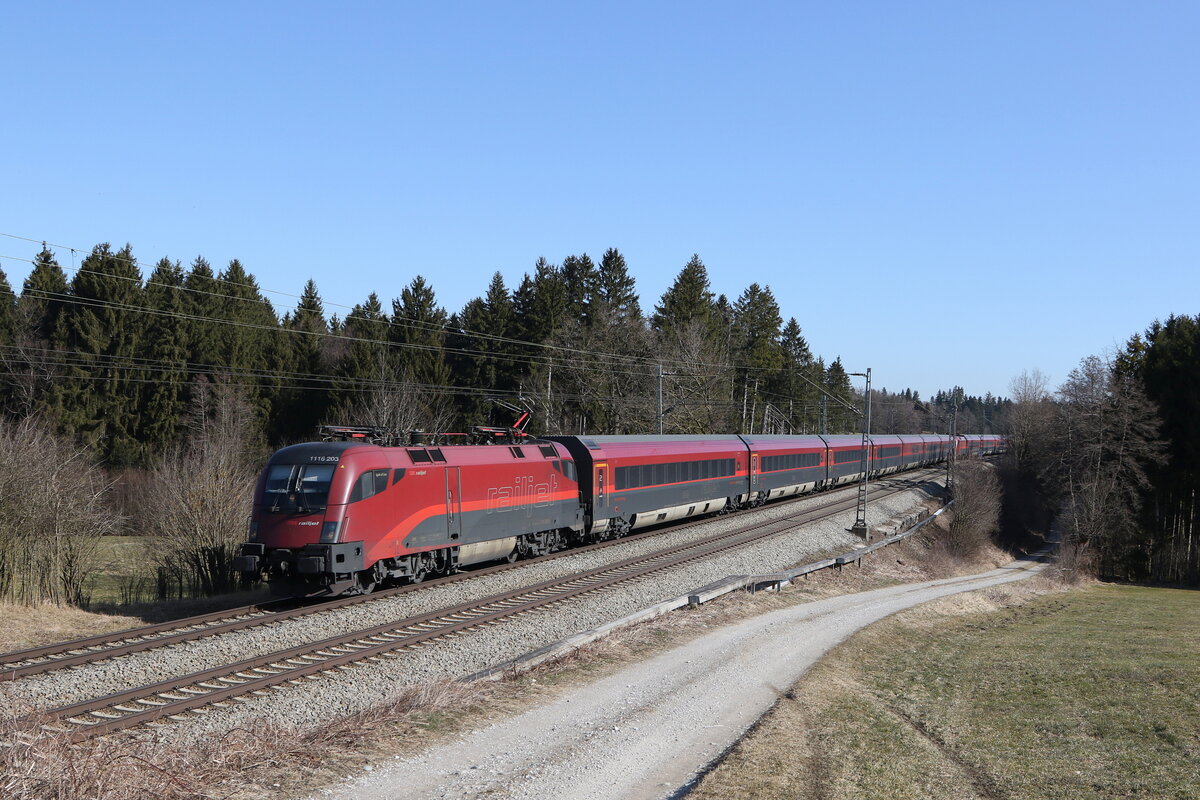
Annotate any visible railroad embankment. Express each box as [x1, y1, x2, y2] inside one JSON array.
[[691, 582, 1200, 800], [1, 486, 1036, 800]]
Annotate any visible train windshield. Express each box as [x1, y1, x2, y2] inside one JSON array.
[[262, 464, 336, 512]]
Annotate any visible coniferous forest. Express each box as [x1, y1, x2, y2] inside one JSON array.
[[0, 243, 1004, 465]]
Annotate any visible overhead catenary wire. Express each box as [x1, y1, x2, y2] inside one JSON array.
[[0, 231, 910, 413], [0, 234, 769, 375]]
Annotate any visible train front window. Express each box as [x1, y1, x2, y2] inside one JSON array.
[[262, 464, 336, 512]]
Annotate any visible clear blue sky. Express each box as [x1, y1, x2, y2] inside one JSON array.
[[2, 2, 1197, 400]]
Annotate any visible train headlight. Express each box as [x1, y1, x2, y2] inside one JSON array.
[[320, 521, 341, 543]]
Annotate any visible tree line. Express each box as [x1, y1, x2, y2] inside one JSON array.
[[1004, 315, 1200, 585], [0, 243, 1000, 466], [0, 241, 1011, 606]]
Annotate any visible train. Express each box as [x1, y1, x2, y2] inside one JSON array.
[[233, 427, 1005, 596]]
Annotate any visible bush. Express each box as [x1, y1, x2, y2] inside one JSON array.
[[946, 458, 1002, 556], [0, 418, 121, 605]]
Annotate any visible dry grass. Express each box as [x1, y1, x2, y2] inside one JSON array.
[[0, 602, 141, 654], [1, 680, 497, 800]]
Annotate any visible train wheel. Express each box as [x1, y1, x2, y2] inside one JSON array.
[[505, 547, 520, 563]]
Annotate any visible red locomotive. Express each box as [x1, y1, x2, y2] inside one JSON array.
[[234, 427, 1004, 596]]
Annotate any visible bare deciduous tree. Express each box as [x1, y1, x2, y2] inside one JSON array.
[[946, 458, 1002, 556], [138, 379, 262, 598]]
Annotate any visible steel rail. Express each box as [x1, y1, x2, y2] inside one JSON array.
[[0, 467, 941, 681], [17, 474, 933, 741]]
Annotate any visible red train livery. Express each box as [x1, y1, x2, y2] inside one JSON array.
[[235, 431, 1004, 596]]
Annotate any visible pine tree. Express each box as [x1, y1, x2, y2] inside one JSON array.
[[731, 283, 785, 431], [594, 248, 641, 324], [778, 317, 820, 431], [653, 255, 717, 333], [215, 259, 279, 423], [333, 292, 389, 418], [0, 264, 14, 347], [184, 257, 223, 369], [391, 275, 450, 388], [0, 264, 15, 414], [18, 247, 69, 343], [824, 357, 856, 433], [139, 258, 190, 449], [5, 249, 71, 420], [275, 279, 331, 438], [560, 254, 597, 326], [57, 243, 145, 463], [447, 273, 520, 425]]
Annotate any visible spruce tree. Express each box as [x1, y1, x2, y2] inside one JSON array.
[[560, 254, 597, 326], [216, 259, 279, 422], [391, 275, 450, 388], [280, 279, 331, 437], [446, 273, 520, 425], [779, 317, 820, 431], [595, 248, 641, 323], [0, 265, 14, 414], [333, 292, 389, 419], [57, 243, 145, 462], [184, 257, 223, 368], [824, 357, 856, 433], [652, 254, 716, 332], [18, 247, 69, 343], [0, 264, 14, 347], [140, 258, 190, 449]]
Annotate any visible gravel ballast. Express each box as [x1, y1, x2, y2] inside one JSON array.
[[6, 477, 943, 742]]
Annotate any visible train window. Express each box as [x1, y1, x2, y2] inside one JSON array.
[[835, 449, 863, 464], [392, 468, 406, 484], [427, 448, 446, 462], [349, 469, 390, 503], [563, 460, 577, 482], [509, 446, 526, 458], [539, 445, 557, 458], [263, 463, 336, 512], [583, 439, 601, 451], [407, 449, 432, 463], [615, 466, 628, 490]]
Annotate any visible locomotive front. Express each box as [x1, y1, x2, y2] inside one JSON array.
[[234, 441, 371, 595]]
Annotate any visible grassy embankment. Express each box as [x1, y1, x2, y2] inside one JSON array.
[[692, 583, 1200, 800]]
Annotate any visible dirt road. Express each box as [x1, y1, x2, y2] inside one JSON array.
[[313, 557, 1045, 800]]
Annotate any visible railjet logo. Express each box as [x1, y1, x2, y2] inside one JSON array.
[[486, 474, 557, 513]]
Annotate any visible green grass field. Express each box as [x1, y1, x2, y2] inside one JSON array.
[[692, 583, 1200, 800], [87, 535, 153, 605]]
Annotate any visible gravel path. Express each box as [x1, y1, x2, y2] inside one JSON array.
[[313, 555, 1045, 800], [3, 477, 938, 741]]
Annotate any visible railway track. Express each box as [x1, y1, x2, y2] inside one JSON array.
[[1, 468, 937, 683], [11, 471, 940, 741]]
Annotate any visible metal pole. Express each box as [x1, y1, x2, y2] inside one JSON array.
[[850, 368, 871, 538], [657, 363, 664, 435], [947, 396, 958, 490]]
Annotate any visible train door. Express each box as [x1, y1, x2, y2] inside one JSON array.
[[445, 467, 462, 541], [749, 453, 759, 495], [594, 462, 609, 518]]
